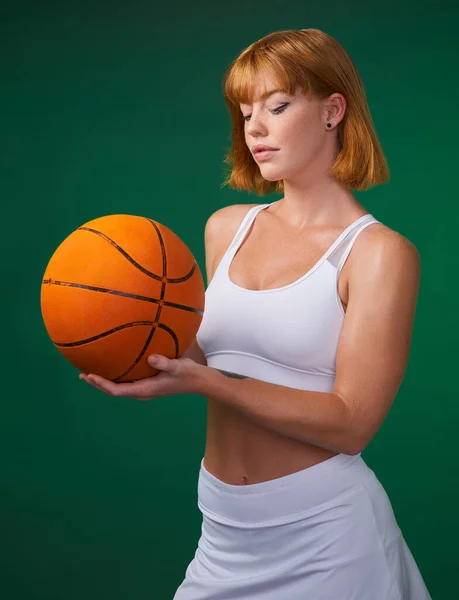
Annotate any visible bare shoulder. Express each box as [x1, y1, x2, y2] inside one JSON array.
[[348, 220, 421, 290], [353, 220, 420, 260], [204, 203, 259, 285], [204, 203, 259, 241]]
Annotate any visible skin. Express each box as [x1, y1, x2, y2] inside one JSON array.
[[79, 354, 205, 400], [239, 73, 365, 228]]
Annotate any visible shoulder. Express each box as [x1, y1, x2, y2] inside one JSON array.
[[203, 203, 260, 285], [348, 220, 421, 293], [204, 202, 260, 253], [354, 220, 420, 264], [204, 203, 259, 241]]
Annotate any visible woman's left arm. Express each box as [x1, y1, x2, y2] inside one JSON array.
[[193, 230, 421, 456]]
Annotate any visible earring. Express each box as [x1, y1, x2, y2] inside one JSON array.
[[327, 123, 332, 128]]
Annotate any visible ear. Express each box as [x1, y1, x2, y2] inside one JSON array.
[[323, 93, 346, 128]]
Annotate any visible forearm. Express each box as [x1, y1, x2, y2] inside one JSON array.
[[194, 366, 360, 455]]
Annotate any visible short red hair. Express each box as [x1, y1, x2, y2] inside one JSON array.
[[221, 28, 390, 195]]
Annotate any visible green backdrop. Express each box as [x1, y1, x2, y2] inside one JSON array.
[[1, 1, 456, 598]]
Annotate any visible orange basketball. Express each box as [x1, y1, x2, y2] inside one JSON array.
[[40, 214, 205, 382]]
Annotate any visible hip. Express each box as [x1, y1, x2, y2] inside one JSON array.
[[173, 454, 432, 599], [183, 453, 409, 596]]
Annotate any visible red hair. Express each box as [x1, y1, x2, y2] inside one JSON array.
[[221, 28, 390, 195]]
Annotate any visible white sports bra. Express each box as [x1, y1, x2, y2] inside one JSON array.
[[196, 202, 380, 393]]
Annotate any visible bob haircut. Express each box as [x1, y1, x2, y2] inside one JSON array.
[[221, 28, 390, 195]]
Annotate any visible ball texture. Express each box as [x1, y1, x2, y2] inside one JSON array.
[[41, 214, 205, 382]]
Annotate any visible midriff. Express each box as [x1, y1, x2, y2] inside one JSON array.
[[203, 398, 339, 485]]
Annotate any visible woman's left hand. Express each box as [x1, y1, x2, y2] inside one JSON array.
[[79, 354, 206, 401]]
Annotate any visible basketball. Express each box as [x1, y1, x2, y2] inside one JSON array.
[[40, 214, 205, 382]]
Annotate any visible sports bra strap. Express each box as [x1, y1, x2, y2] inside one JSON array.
[[328, 216, 380, 275], [227, 204, 266, 251]]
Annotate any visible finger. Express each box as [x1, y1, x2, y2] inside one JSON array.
[[80, 372, 116, 390], [83, 375, 114, 395], [86, 374, 152, 398], [84, 374, 121, 395]]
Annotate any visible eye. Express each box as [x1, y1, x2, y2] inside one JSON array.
[[241, 102, 289, 122]]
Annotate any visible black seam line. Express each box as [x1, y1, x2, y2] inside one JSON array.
[[77, 225, 197, 283], [146, 218, 167, 280], [41, 280, 204, 316], [114, 304, 165, 381], [54, 321, 159, 346], [117, 219, 168, 381], [114, 303, 164, 381], [114, 325, 157, 382], [54, 317, 180, 353], [113, 322, 179, 383]]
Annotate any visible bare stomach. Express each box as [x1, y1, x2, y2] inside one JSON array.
[[203, 398, 338, 486]]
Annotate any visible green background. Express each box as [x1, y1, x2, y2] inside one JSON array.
[[1, 1, 456, 598]]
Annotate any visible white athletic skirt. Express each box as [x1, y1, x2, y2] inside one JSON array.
[[173, 452, 432, 600]]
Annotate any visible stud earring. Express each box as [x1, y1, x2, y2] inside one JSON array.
[[327, 123, 332, 128]]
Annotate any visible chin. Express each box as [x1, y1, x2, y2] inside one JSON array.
[[259, 168, 286, 182]]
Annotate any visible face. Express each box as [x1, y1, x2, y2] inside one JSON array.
[[239, 74, 343, 182]]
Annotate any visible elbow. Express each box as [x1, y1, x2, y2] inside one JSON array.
[[333, 395, 372, 456], [339, 437, 361, 456], [337, 410, 367, 456], [333, 396, 364, 456], [329, 430, 364, 456], [344, 430, 371, 456], [346, 442, 366, 456]]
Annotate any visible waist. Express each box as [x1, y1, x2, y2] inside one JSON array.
[[197, 452, 372, 528], [204, 406, 340, 484]]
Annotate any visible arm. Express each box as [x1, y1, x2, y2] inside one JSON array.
[[197, 371, 354, 454], [194, 230, 421, 456]]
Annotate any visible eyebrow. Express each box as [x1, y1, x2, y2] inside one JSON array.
[[260, 88, 285, 100], [240, 88, 286, 105]]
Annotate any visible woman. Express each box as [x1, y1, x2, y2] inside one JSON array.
[[81, 28, 432, 599]]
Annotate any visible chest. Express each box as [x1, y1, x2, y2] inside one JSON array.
[[227, 226, 352, 308]]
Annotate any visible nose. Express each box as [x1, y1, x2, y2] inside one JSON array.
[[245, 111, 268, 137]]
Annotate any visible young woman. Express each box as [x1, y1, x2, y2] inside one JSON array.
[[81, 28, 432, 599]]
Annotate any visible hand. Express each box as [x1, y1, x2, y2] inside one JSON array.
[[79, 354, 206, 401]]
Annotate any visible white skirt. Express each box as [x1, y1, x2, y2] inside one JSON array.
[[173, 452, 432, 600]]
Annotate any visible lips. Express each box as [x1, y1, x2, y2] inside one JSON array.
[[252, 145, 279, 154]]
